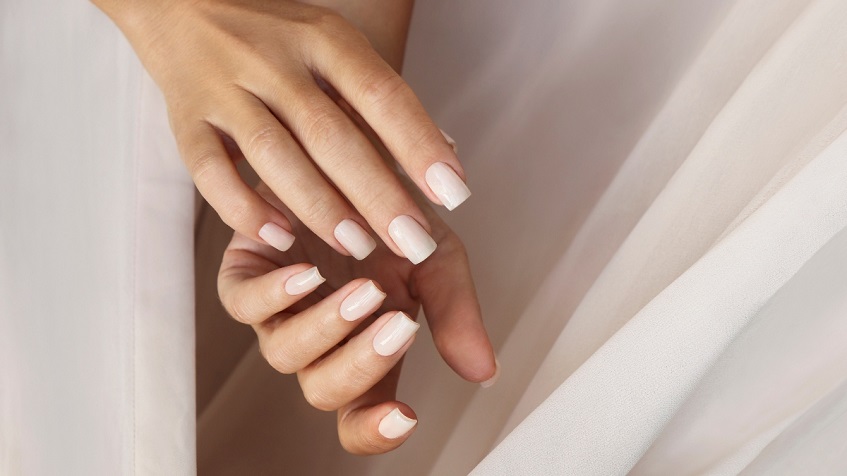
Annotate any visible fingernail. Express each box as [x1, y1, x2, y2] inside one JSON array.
[[373, 311, 419, 356], [425, 162, 471, 211], [388, 216, 437, 265], [480, 357, 501, 389], [259, 222, 295, 252], [340, 280, 386, 322], [439, 128, 458, 154], [284, 266, 325, 295], [334, 219, 377, 260], [378, 408, 417, 439]]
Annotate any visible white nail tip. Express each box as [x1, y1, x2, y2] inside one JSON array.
[[334, 219, 376, 260], [439, 129, 458, 154], [340, 281, 385, 322], [378, 408, 417, 439], [373, 312, 419, 356], [425, 162, 471, 211], [284, 267, 325, 295], [480, 357, 501, 389], [258, 222, 295, 252], [388, 216, 437, 265]]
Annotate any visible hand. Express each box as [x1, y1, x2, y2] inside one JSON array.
[[96, 0, 471, 263], [217, 182, 497, 454]]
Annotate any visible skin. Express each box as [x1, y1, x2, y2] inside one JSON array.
[[93, 0, 463, 260], [219, 179, 495, 454], [92, 0, 496, 454]]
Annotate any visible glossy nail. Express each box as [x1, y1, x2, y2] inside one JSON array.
[[373, 312, 419, 356], [334, 219, 376, 260], [480, 357, 501, 388], [259, 222, 295, 252], [378, 408, 417, 439], [388, 216, 437, 265], [340, 280, 385, 322], [426, 162, 471, 211], [284, 267, 325, 295], [440, 129, 458, 154]]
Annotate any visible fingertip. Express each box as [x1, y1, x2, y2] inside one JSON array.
[[377, 407, 417, 440], [339, 402, 417, 455]]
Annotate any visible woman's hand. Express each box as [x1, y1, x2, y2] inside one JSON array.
[[94, 0, 470, 264], [217, 182, 497, 454]]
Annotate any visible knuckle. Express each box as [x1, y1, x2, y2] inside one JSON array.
[[244, 125, 284, 164], [303, 386, 337, 411], [298, 193, 336, 226], [225, 294, 254, 325], [300, 107, 348, 160], [187, 150, 220, 184], [224, 195, 255, 230], [358, 71, 407, 112], [263, 344, 298, 375]]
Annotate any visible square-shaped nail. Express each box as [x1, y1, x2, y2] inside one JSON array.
[[388, 216, 437, 265], [334, 219, 377, 260], [259, 222, 295, 252], [425, 162, 471, 211], [378, 408, 417, 439], [340, 280, 385, 322], [373, 312, 419, 356], [284, 266, 325, 295]]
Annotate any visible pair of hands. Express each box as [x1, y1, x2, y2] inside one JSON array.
[[95, 0, 497, 453]]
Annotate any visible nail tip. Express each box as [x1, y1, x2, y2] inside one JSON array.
[[378, 408, 418, 439], [480, 358, 501, 389]]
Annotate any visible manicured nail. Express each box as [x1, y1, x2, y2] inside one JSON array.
[[340, 280, 385, 322], [480, 357, 501, 389], [334, 219, 377, 260], [258, 222, 295, 252], [378, 408, 417, 439], [425, 162, 471, 211], [284, 266, 325, 295], [373, 312, 419, 356], [388, 216, 437, 265], [439, 129, 458, 154]]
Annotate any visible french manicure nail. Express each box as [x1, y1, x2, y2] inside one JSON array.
[[480, 357, 501, 388], [388, 216, 437, 265], [373, 312, 419, 356], [378, 408, 417, 439], [284, 266, 325, 295], [340, 280, 385, 322], [425, 162, 471, 211], [258, 222, 295, 252], [439, 129, 458, 154], [334, 219, 377, 260]]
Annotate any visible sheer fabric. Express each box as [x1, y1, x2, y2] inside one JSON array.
[[3, 0, 847, 474]]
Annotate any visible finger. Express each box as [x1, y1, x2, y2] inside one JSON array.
[[256, 79, 437, 264], [310, 32, 471, 211], [173, 121, 296, 252], [255, 279, 387, 374], [414, 235, 498, 386], [337, 365, 417, 455], [218, 260, 326, 325], [297, 311, 419, 411], [211, 92, 376, 260]]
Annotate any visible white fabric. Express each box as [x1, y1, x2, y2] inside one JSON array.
[[0, 3, 195, 474], [4, 0, 847, 474]]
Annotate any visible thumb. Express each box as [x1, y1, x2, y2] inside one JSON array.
[[413, 235, 498, 385]]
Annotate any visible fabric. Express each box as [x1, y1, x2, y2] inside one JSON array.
[[4, 0, 847, 474]]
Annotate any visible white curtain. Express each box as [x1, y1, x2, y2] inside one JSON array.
[[4, 0, 847, 474]]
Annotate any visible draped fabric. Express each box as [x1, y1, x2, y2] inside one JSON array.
[[4, 0, 847, 474]]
